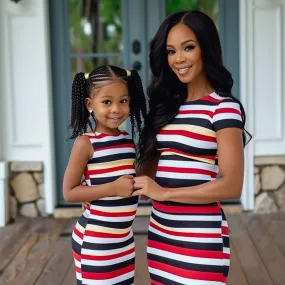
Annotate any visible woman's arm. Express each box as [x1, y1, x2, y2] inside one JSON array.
[[133, 128, 244, 204], [63, 136, 119, 202]]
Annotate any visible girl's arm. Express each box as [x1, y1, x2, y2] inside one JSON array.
[[63, 136, 118, 202], [133, 128, 244, 204]]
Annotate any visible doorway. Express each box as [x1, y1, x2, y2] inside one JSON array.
[[49, 0, 239, 206]]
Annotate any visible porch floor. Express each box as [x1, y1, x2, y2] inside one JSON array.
[[1, 212, 285, 285]]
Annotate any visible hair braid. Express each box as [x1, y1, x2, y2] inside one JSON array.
[[127, 69, 148, 139], [69, 72, 90, 139]]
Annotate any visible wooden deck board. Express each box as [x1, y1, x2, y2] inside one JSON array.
[[227, 244, 248, 285], [1, 212, 285, 284], [227, 214, 274, 285], [242, 214, 285, 285], [35, 237, 73, 285]]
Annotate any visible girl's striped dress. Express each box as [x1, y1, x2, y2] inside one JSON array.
[[72, 131, 138, 285], [148, 92, 243, 285]]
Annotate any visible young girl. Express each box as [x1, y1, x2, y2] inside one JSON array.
[[63, 65, 147, 285]]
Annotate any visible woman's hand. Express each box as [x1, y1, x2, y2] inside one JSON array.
[[133, 176, 165, 201]]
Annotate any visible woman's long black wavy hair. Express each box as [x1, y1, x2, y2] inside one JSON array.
[[138, 10, 251, 164], [69, 65, 147, 140]]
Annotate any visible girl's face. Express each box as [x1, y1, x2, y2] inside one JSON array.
[[166, 24, 204, 84], [86, 80, 130, 134]]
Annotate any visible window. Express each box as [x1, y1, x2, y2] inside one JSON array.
[[68, 0, 123, 75]]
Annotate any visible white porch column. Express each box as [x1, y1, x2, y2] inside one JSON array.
[[0, 162, 9, 227], [239, 0, 255, 210]]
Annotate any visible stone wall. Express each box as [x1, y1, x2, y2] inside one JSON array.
[[6, 157, 285, 220], [254, 157, 285, 213], [9, 162, 46, 219]]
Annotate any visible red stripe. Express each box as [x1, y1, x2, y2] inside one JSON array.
[[149, 221, 222, 239], [84, 167, 90, 179], [148, 239, 223, 259], [223, 253, 230, 260], [75, 266, 81, 273], [73, 227, 84, 240], [95, 143, 134, 152], [72, 250, 81, 262], [82, 264, 134, 280], [205, 95, 222, 103], [221, 226, 229, 235], [150, 280, 164, 285], [178, 110, 213, 117], [148, 260, 224, 282], [84, 230, 130, 238], [153, 201, 221, 214], [88, 165, 134, 175], [81, 247, 135, 261], [90, 209, 136, 217], [157, 166, 217, 177], [159, 129, 216, 142], [214, 107, 241, 116]]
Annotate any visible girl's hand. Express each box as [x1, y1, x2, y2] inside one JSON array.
[[113, 175, 134, 197], [133, 176, 165, 201]]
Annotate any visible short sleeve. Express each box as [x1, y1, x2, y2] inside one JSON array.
[[212, 99, 244, 131]]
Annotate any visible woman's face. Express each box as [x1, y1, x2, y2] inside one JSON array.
[[166, 24, 204, 84]]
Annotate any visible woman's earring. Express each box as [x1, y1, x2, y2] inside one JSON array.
[[89, 109, 92, 114]]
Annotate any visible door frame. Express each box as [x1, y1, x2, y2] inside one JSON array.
[[49, 0, 254, 210]]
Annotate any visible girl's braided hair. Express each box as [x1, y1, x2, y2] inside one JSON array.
[[69, 65, 147, 140]]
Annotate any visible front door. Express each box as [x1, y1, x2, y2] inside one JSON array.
[[50, 0, 238, 206]]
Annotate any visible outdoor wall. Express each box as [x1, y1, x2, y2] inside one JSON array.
[[0, 0, 56, 222]]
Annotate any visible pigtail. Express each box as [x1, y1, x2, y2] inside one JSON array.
[[69, 72, 91, 139], [127, 70, 148, 139]]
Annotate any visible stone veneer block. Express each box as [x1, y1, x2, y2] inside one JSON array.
[[255, 174, 261, 195], [38, 183, 45, 198], [33, 172, 44, 184], [36, 199, 47, 217], [10, 161, 43, 172], [255, 192, 278, 213], [20, 203, 38, 217], [10, 172, 39, 203], [9, 196, 18, 220], [261, 166, 285, 191], [276, 183, 285, 211]]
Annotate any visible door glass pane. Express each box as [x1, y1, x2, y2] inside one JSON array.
[[166, 0, 219, 28], [71, 56, 123, 76], [69, 0, 122, 54]]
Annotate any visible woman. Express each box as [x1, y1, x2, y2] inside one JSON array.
[[133, 10, 250, 285]]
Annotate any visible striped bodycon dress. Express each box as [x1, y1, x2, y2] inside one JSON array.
[[72, 131, 138, 285], [148, 92, 243, 285]]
